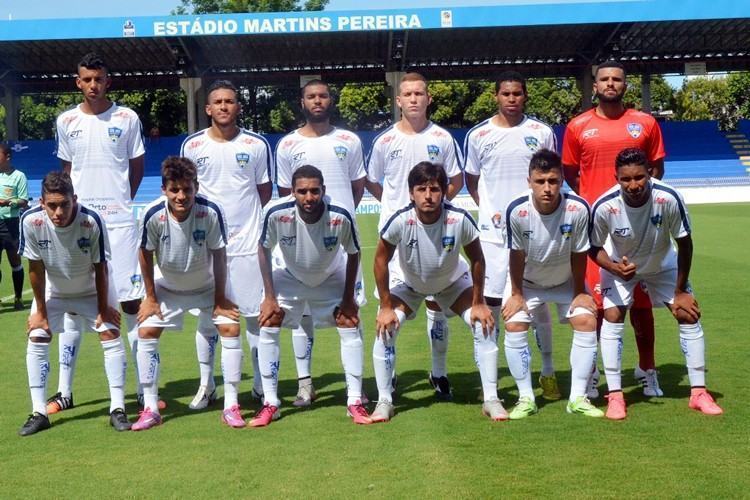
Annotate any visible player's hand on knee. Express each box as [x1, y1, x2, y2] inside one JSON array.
[[671, 291, 701, 323], [335, 300, 359, 328], [501, 294, 527, 322], [471, 304, 495, 337], [258, 297, 283, 327], [214, 298, 240, 321], [571, 293, 597, 314], [27, 312, 52, 338], [137, 296, 162, 324], [376, 307, 399, 339], [97, 306, 121, 329], [614, 256, 637, 281]]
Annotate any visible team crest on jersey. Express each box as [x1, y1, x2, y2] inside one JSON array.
[[192, 230, 206, 245], [524, 136, 540, 152], [614, 227, 631, 238], [427, 144, 440, 161], [559, 223, 573, 240], [77, 237, 91, 254], [107, 127, 123, 142], [627, 123, 643, 139], [236, 153, 250, 168], [334, 146, 348, 160], [650, 214, 663, 228], [491, 213, 502, 229], [324, 236, 338, 250], [442, 236, 455, 251]]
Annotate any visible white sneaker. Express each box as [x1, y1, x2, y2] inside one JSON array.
[[482, 398, 509, 421], [370, 400, 395, 423], [189, 385, 217, 410], [587, 368, 600, 399], [293, 380, 317, 407], [634, 366, 664, 397]]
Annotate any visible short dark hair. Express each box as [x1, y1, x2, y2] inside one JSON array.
[[495, 70, 527, 95], [161, 156, 198, 187], [596, 60, 626, 78], [207, 79, 238, 99], [78, 52, 108, 74], [292, 164, 324, 188], [407, 162, 448, 193], [300, 79, 330, 98], [615, 148, 648, 171], [0, 142, 11, 157], [528, 149, 562, 175], [42, 171, 75, 198]]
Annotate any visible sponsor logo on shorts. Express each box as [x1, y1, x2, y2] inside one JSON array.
[[192, 230, 206, 246], [524, 136, 540, 151], [650, 214, 663, 227], [334, 146, 348, 160], [236, 152, 250, 168], [77, 237, 91, 254], [442, 236, 455, 251], [107, 127, 123, 142], [559, 223, 573, 239], [280, 235, 296, 246], [323, 236, 338, 250], [613, 227, 631, 238], [627, 123, 643, 139], [427, 144, 440, 161]]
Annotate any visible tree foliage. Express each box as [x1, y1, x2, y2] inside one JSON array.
[[337, 83, 389, 130], [173, 0, 327, 14], [674, 77, 734, 129]]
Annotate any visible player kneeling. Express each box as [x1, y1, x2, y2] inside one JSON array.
[[132, 157, 244, 431], [590, 148, 723, 420], [252, 165, 369, 427], [502, 150, 603, 419], [372, 162, 501, 422], [19, 172, 130, 436]]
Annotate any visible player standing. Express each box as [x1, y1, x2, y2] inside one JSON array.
[[0, 143, 29, 310], [372, 162, 502, 422], [181, 80, 272, 409], [18, 172, 130, 436], [252, 165, 369, 427], [502, 150, 602, 419], [562, 60, 666, 397], [132, 157, 243, 430], [365, 72, 464, 400], [52, 52, 147, 412], [464, 71, 560, 400], [274, 79, 366, 406], [589, 148, 722, 419]]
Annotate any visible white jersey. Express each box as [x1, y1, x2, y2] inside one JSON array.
[[180, 128, 271, 257], [463, 115, 556, 244], [275, 127, 366, 215], [506, 190, 590, 288], [380, 202, 478, 295], [367, 121, 463, 229], [56, 103, 145, 227], [260, 195, 360, 288], [591, 179, 690, 277], [19, 203, 109, 298], [139, 195, 227, 293]]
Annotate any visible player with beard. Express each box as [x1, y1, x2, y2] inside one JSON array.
[[562, 61, 666, 398], [275, 80, 366, 407]]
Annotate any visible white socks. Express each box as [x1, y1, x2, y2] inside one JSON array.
[[463, 309, 498, 402], [600, 320, 625, 392], [504, 330, 534, 400], [426, 309, 449, 378], [292, 315, 314, 379], [57, 313, 83, 397], [27, 340, 50, 415], [245, 316, 263, 395], [123, 312, 141, 395], [570, 330, 598, 400], [339, 326, 364, 405], [195, 311, 218, 391], [137, 338, 161, 413], [101, 337, 127, 412], [258, 326, 281, 407], [679, 322, 706, 387], [373, 309, 405, 403], [532, 305, 555, 377], [220, 336, 243, 409]]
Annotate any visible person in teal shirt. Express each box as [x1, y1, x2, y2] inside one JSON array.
[[0, 143, 29, 310]]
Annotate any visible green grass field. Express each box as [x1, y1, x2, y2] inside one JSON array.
[[1, 204, 748, 498]]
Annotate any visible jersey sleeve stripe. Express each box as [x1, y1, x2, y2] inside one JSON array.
[[652, 184, 691, 233], [504, 195, 527, 249], [140, 201, 166, 248], [18, 205, 44, 256], [259, 200, 296, 245], [80, 206, 107, 262], [451, 137, 464, 171], [329, 204, 360, 251], [380, 203, 413, 236], [196, 197, 228, 244]]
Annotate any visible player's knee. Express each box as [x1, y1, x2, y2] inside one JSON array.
[[217, 324, 240, 337], [505, 321, 529, 333], [571, 314, 596, 332], [674, 309, 700, 325], [28, 328, 52, 344], [138, 327, 162, 339], [603, 307, 626, 323], [98, 329, 120, 341]]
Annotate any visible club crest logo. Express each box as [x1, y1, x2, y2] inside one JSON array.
[[491, 212, 502, 229], [107, 127, 123, 142], [236, 152, 250, 168], [559, 223, 573, 240], [334, 146, 348, 160], [627, 123, 643, 139], [77, 237, 91, 254], [324, 236, 338, 250], [442, 236, 455, 251], [524, 136, 540, 151], [427, 144, 440, 161], [192, 229, 206, 246], [130, 274, 142, 287], [650, 214, 663, 228]]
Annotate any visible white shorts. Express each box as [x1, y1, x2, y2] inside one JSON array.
[[274, 266, 359, 329], [505, 280, 594, 324], [601, 268, 678, 310], [108, 224, 145, 303], [140, 282, 238, 330], [480, 239, 509, 299], [390, 272, 472, 320], [31, 291, 119, 335], [226, 253, 264, 317], [373, 247, 459, 304]]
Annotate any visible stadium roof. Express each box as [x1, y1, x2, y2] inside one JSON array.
[[0, 0, 748, 93]]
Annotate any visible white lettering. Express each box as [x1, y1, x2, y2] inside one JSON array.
[[409, 14, 421, 28], [244, 19, 260, 33], [224, 20, 238, 34], [154, 21, 165, 36], [319, 17, 332, 31], [274, 18, 287, 32]]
